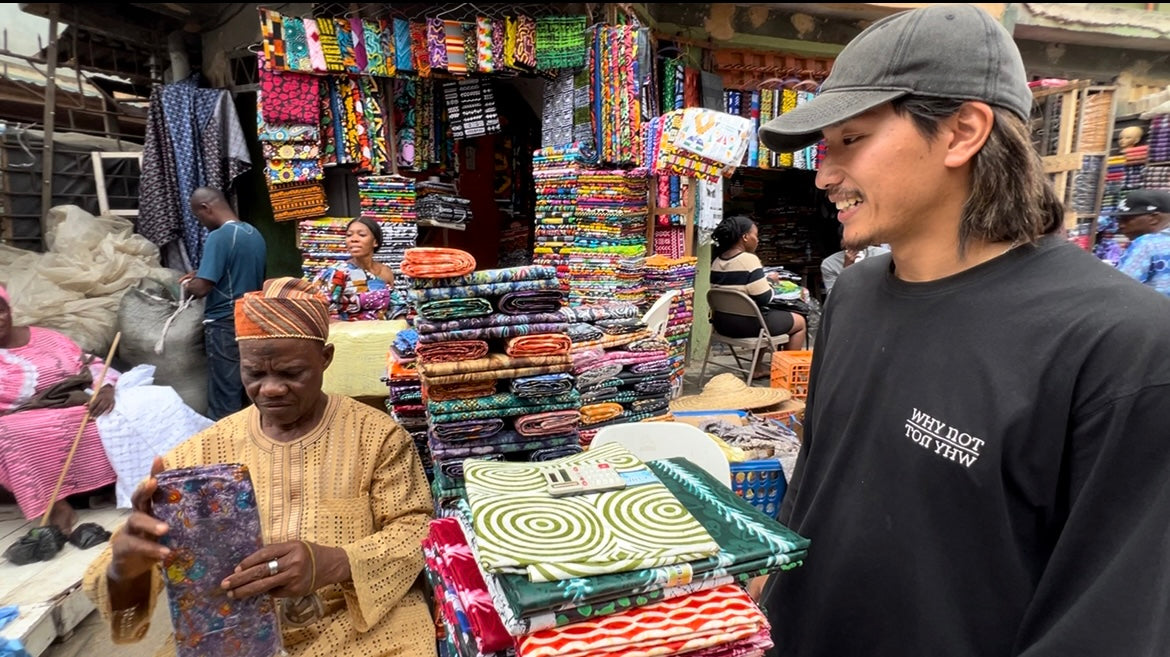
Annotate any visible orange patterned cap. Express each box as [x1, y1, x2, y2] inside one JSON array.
[[235, 277, 330, 342]]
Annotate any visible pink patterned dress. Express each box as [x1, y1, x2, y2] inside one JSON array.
[[0, 327, 118, 518]]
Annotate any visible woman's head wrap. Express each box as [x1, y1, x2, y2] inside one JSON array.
[[235, 278, 330, 342]]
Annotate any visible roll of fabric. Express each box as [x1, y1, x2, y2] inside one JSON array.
[[410, 265, 557, 289], [417, 323, 570, 345], [557, 302, 642, 323], [424, 518, 515, 655], [410, 278, 562, 303], [633, 379, 672, 395], [417, 297, 494, 321], [575, 363, 623, 389], [427, 391, 579, 416], [530, 445, 583, 461], [426, 380, 498, 402], [626, 337, 671, 352], [424, 364, 575, 387], [630, 398, 669, 414], [630, 359, 671, 375], [402, 247, 477, 278], [510, 373, 575, 398], [420, 354, 571, 378], [514, 410, 581, 437], [416, 340, 490, 364], [429, 432, 579, 461], [430, 418, 506, 442], [498, 290, 564, 315], [580, 402, 623, 425], [570, 330, 653, 353], [415, 312, 566, 335], [595, 318, 646, 335], [429, 397, 581, 424], [580, 387, 618, 404], [567, 323, 604, 343], [505, 334, 572, 358]]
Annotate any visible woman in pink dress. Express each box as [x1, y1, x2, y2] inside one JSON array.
[[0, 284, 118, 533]]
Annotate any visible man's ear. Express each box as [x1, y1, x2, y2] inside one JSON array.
[[942, 102, 994, 170], [321, 343, 335, 371]]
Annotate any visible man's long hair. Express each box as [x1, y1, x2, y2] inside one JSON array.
[[892, 96, 1064, 252]]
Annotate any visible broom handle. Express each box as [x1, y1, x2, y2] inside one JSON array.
[[38, 332, 122, 528]]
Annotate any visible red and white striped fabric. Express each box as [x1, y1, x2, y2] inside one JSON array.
[[0, 327, 117, 518], [518, 584, 770, 657]]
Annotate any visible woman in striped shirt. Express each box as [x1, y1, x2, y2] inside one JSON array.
[[710, 216, 807, 374]]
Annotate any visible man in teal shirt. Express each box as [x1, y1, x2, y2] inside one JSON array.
[[180, 187, 266, 419]]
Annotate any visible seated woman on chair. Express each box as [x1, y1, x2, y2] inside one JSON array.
[[710, 216, 806, 367]]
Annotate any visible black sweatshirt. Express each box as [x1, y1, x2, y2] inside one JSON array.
[[767, 235, 1170, 657]]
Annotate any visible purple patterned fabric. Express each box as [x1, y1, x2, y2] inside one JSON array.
[[152, 464, 283, 657]]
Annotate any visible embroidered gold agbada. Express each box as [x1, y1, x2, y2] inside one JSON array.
[[83, 395, 437, 657]]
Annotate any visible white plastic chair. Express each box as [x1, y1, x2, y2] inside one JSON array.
[[641, 290, 680, 339], [591, 421, 732, 488]]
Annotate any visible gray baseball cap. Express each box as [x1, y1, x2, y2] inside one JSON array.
[[759, 4, 1031, 152]]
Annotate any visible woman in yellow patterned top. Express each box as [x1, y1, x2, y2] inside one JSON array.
[[82, 277, 436, 657]]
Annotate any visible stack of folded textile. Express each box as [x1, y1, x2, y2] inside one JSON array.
[[359, 175, 417, 300], [1150, 115, 1170, 164], [532, 145, 587, 293], [568, 170, 650, 307], [644, 255, 698, 394], [407, 251, 583, 503], [555, 303, 672, 444], [416, 179, 474, 226], [384, 329, 430, 480], [423, 442, 810, 657], [297, 217, 356, 279]]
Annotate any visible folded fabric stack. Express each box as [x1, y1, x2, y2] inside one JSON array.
[[644, 255, 698, 395], [383, 339, 430, 480], [573, 343, 675, 444], [568, 170, 650, 307], [423, 442, 810, 657], [533, 145, 589, 293], [358, 175, 417, 299], [409, 255, 581, 503], [1150, 115, 1170, 164]]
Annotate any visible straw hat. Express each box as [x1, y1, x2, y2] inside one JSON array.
[[671, 373, 791, 413]]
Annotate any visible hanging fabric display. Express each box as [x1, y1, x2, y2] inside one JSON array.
[[258, 8, 287, 71], [536, 16, 588, 71], [588, 25, 652, 166], [361, 18, 386, 76], [443, 79, 501, 140], [394, 19, 413, 73], [411, 21, 433, 77], [476, 17, 495, 73], [282, 16, 313, 72], [139, 75, 251, 268], [541, 70, 575, 148], [315, 17, 346, 73], [349, 17, 369, 72], [303, 18, 327, 72], [428, 18, 449, 71], [257, 56, 320, 125]]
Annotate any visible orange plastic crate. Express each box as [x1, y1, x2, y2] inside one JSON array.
[[771, 350, 813, 400]]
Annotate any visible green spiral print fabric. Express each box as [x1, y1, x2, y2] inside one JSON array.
[[463, 442, 718, 582]]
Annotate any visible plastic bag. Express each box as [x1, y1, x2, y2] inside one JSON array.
[[0, 205, 171, 355], [117, 279, 209, 415]]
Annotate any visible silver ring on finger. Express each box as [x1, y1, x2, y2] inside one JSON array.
[[267, 559, 280, 577]]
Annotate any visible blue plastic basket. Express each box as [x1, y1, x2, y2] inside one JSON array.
[[730, 459, 788, 519]]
